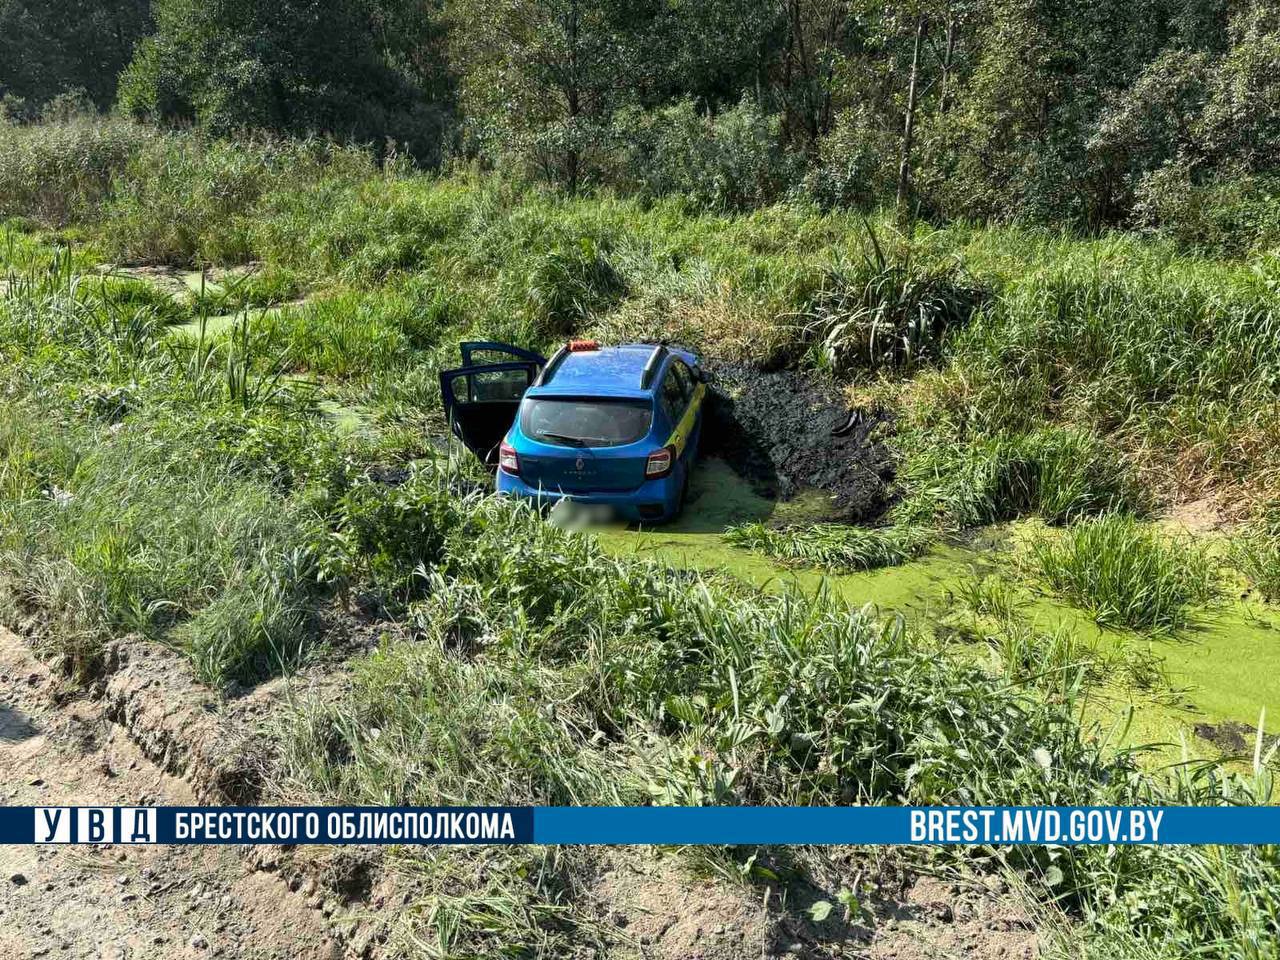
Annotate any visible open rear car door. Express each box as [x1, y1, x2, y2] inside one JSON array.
[[440, 341, 547, 465]]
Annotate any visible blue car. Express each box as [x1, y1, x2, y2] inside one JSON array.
[[440, 340, 709, 521]]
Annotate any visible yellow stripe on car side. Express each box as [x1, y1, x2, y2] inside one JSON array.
[[664, 383, 706, 456]]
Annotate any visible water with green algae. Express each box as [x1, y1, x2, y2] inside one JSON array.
[[592, 458, 1280, 764]]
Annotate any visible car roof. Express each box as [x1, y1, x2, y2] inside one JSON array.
[[528, 344, 698, 400]]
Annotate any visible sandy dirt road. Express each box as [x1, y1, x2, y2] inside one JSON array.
[[0, 629, 344, 960]]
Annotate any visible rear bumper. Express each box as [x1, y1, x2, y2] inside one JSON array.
[[495, 468, 681, 522]]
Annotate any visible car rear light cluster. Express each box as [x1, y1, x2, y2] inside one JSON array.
[[499, 442, 520, 476], [645, 445, 674, 478]]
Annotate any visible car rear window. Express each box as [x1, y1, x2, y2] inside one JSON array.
[[521, 398, 653, 447]]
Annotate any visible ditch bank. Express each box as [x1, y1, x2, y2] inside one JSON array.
[[702, 360, 896, 522]]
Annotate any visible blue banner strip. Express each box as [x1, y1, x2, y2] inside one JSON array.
[[534, 806, 1280, 845], [4, 805, 1280, 845]]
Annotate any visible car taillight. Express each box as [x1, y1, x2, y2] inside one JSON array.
[[499, 442, 520, 475], [645, 446, 674, 478]]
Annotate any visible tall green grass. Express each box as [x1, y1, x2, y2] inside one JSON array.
[[1033, 515, 1219, 631], [271, 489, 1280, 959], [1231, 503, 1280, 602], [895, 427, 1145, 530], [0, 402, 321, 683], [798, 228, 984, 373]]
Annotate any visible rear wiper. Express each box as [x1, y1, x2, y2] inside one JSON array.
[[538, 432, 587, 447]]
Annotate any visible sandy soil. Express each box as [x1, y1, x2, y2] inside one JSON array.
[[0, 630, 346, 960], [592, 852, 1040, 960]]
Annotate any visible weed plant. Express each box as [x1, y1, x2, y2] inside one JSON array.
[[1033, 515, 1218, 632], [799, 226, 984, 373], [894, 427, 1146, 530], [1231, 503, 1280, 601], [724, 521, 933, 572]]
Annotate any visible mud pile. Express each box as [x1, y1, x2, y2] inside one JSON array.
[[703, 361, 895, 522]]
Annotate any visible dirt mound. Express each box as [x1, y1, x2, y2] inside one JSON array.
[[704, 361, 895, 522]]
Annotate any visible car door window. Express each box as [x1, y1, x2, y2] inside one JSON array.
[[447, 366, 534, 404], [472, 367, 532, 401], [661, 367, 687, 423], [670, 360, 695, 406]]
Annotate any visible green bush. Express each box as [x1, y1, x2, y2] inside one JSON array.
[[1135, 168, 1280, 258], [314, 466, 464, 607], [798, 232, 984, 373], [802, 106, 897, 210], [117, 0, 448, 164], [611, 98, 795, 211], [1033, 514, 1218, 632]]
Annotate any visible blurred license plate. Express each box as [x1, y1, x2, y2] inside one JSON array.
[[548, 499, 617, 527]]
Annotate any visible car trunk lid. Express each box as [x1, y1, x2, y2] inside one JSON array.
[[517, 448, 650, 493]]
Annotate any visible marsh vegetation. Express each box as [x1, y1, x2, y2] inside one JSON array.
[[0, 121, 1278, 958]]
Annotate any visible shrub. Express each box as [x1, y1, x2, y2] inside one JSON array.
[[314, 466, 464, 607], [798, 229, 984, 373], [802, 105, 897, 210], [1135, 166, 1280, 260], [1033, 514, 1218, 631], [611, 98, 795, 211]]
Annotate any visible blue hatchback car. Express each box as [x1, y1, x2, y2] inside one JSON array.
[[440, 340, 708, 521]]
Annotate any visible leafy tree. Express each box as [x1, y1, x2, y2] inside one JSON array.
[[449, 0, 658, 191], [0, 0, 151, 115], [1196, 0, 1280, 173], [647, 0, 782, 109], [117, 0, 449, 162]]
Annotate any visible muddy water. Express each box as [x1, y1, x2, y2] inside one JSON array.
[[593, 459, 1280, 763]]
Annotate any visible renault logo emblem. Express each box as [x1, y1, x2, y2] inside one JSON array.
[[575, 457, 585, 470]]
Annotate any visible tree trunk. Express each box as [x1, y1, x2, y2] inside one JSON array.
[[938, 9, 957, 114], [896, 14, 926, 219], [565, 0, 581, 194]]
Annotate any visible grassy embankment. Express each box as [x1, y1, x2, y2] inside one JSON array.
[[1, 118, 1278, 958]]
